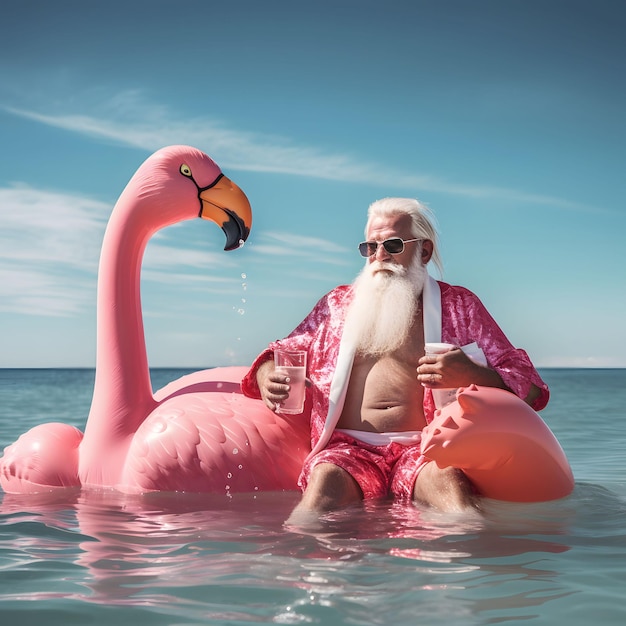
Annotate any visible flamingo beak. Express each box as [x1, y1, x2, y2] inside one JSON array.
[[199, 175, 252, 251]]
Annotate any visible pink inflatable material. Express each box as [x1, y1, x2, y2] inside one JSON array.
[[0, 146, 573, 503], [0, 146, 310, 495], [421, 385, 574, 502]]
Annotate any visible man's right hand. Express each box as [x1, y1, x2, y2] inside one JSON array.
[[257, 360, 292, 412]]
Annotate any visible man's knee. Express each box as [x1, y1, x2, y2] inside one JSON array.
[[413, 462, 479, 512], [301, 462, 362, 511]]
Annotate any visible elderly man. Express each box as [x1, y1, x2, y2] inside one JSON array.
[[242, 197, 548, 518]]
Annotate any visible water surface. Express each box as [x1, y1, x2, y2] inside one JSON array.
[[1, 368, 625, 624]]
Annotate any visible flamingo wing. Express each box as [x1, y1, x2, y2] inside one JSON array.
[[119, 368, 311, 494]]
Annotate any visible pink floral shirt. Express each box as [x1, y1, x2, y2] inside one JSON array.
[[241, 281, 549, 453]]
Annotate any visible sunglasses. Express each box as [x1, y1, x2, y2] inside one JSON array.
[[358, 237, 421, 258]]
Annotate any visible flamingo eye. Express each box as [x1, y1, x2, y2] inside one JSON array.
[[180, 164, 193, 177]]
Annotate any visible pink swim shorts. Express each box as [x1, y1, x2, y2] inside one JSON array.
[[298, 431, 430, 500]]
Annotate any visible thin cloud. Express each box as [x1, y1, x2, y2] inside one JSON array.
[[0, 184, 107, 271], [144, 241, 230, 272], [0, 185, 105, 316], [539, 355, 625, 368], [0, 184, 243, 317], [0, 266, 93, 316], [0, 184, 340, 318], [249, 231, 352, 265], [3, 95, 591, 211]]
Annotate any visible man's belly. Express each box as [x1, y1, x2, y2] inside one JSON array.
[[336, 355, 427, 433]]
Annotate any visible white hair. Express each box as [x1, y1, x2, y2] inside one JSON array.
[[366, 197, 443, 277]]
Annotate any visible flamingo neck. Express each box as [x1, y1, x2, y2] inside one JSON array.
[[81, 203, 157, 468]]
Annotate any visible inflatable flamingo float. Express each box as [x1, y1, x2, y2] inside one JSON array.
[[421, 385, 574, 502], [0, 145, 573, 502], [0, 145, 310, 495]]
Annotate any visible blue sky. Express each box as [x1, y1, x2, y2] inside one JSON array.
[[1, 0, 624, 369]]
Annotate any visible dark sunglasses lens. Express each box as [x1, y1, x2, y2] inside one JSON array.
[[358, 242, 372, 257], [383, 238, 404, 254]]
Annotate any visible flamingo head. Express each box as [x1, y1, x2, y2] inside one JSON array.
[[125, 145, 252, 250]]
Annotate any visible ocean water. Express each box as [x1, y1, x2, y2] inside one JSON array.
[[0, 367, 625, 625]]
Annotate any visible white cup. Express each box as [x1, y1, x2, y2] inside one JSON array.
[[274, 349, 307, 414], [424, 342, 457, 409]]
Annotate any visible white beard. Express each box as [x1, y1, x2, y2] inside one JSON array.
[[343, 256, 427, 356]]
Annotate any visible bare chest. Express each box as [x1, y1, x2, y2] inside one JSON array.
[[337, 349, 427, 433]]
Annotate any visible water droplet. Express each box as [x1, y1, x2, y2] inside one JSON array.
[[227, 472, 232, 479], [237, 308, 245, 315], [238, 464, 243, 470], [241, 273, 247, 279], [238, 239, 245, 248], [232, 448, 239, 455]]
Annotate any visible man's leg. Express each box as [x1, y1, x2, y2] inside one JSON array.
[[291, 462, 362, 514], [413, 461, 480, 512]]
